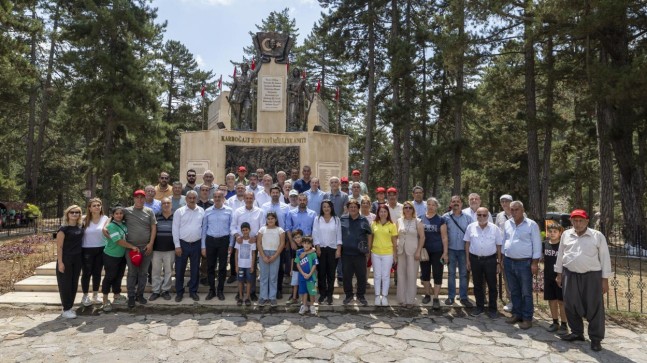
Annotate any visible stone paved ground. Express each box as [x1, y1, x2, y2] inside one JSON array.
[[0, 306, 645, 363]]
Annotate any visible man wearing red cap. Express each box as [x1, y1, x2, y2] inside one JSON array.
[[555, 209, 611, 352], [235, 166, 248, 186], [350, 169, 368, 196], [386, 187, 403, 222]]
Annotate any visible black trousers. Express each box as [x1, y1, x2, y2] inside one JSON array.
[[56, 253, 82, 311], [319, 247, 337, 299], [102, 253, 126, 295], [276, 241, 291, 294], [470, 253, 498, 311], [563, 269, 606, 341], [206, 235, 229, 292], [342, 254, 367, 299], [81, 247, 104, 294]]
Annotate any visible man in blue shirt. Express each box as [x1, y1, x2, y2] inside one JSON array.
[[293, 165, 312, 194], [503, 200, 542, 330], [286, 194, 316, 248], [304, 178, 325, 214], [442, 195, 473, 307], [201, 190, 233, 301]]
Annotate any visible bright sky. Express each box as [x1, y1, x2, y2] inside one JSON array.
[[154, 0, 323, 85]]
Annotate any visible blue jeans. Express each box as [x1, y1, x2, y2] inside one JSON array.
[[175, 240, 201, 295], [259, 249, 280, 301], [504, 257, 534, 321], [447, 249, 467, 300]]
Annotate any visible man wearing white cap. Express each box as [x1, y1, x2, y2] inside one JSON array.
[[556, 209, 611, 352]]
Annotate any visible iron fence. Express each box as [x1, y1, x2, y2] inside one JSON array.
[[0, 205, 61, 239]]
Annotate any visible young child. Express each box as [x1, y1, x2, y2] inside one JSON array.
[[235, 222, 256, 307], [543, 222, 568, 333], [287, 229, 303, 305], [296, 236, 319, 315]]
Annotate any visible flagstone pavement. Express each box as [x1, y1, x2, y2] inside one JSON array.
[[0, 306, 644, 362]]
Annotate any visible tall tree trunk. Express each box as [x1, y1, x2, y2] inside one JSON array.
[[451, 0, 465, 196], [390, 0, 402, 195], [166, 64, 174, 121], [419, 46, 429, 194], [541, 34, 554, 220], [102, 109, 116, 209], [25, 7, 38, 203], [362, 2, 377, 185]]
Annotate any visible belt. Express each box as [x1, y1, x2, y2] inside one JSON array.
[[506, 256, 531, 262], [180, 239, 200, 244], [207, 235, 229, 239], [470, 253, 496, 260]]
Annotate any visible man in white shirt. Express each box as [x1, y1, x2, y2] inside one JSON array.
[[246, 173, 261, 194], [464, 207, 503, 318], [462, 193, 493, 223], [231, 191, 265, 301], [556, 209, 611, 352], [172, 191, 205, 302], [255, 174, 273, 207], [386, 187, 403, 222]]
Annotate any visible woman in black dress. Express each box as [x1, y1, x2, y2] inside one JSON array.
[[56, 205, 84, 319]]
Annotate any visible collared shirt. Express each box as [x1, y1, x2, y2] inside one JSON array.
[[172, 205, 205, 248], [261, 201, 290, 230], [230, 206, 265, 246], [388, 203, 403, 222], [197, 199, 213, 210], [323, 190, 348, 217], [503, 217, 542, 259], [227, 195, 259, 210], [413, 201, 426, 218], [443, 212, 473, 251], [171, 195, 186, 212], [255, 190, 272, 207], [225, 189, 236, 199], [464, 222, 503, 256], [554, 227, 612, 277], [144, 199, 161, 215], [154, 185, 173, 200], [304, 189, 326, 214], [462, 207, 494, 224], [495, 211, 511, 231], [340, 214, 372, 256], [285, 208, 317, 236], [201, 204, 233, 249], [293, 178, 311, 194], [312, 216, 342, 249], [246, 184, 261, 194], [194, 184, 217, 200], [182, 184, 196, 196]]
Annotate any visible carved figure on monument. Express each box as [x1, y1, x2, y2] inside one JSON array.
[[286, 67, 312, 132], [253, 32, 293, 64], [227, 61, 262, 130]]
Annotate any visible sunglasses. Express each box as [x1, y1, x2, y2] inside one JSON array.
[[187, 175, 196, 178], [403, 206, 413, 210], [69, 211, 81, 215], [160, 176, 169, 180]]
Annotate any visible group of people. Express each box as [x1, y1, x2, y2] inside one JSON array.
[[54, 165, 612, 351]]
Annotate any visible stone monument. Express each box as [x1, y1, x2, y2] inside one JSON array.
[[179, 31, 347, 191]]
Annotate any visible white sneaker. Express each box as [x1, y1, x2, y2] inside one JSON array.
[[81, 295, 92, 307], [61, 310, 76, 319], [91, 293, 102, 304], [375, 296, 382, 306], [102, 301, 112, 312], [310, 305, 317, 315], [382, 296, 389, 306], [113, 295, 127, 304], [299, 305, 308, 315], [503, 302, 513, 312]]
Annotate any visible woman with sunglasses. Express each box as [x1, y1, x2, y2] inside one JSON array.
[[81, 198, 109, 307], [56, 205, 85, 318], [397, 201, 425, 308]]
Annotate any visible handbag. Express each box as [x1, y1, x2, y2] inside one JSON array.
[[420, 247, 429, 262]]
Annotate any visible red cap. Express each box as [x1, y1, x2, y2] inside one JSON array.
[[238, 166, 247, 172], [129, 250, 142, 267], [570, 209, 589, 219], [387, 187, 398, 194], [133, 189, 145, 197], [340, 176, 349, 183], [375, 187, 386, 194], [352, 170, 360, 175]]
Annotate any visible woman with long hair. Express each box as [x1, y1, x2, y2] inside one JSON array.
[[257, 211, 285, 306], [397, 201, 425, 308], [81, 198, 109, 306], [56, 205, 85, 318], [420, 197, 449, 310], [313, 199, 341, 305], [369, 205, 398, 306]]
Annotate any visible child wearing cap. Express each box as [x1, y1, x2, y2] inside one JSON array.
[[287, 229, 304, 305], [235, 222, 256, 306], [296, 236, 319, 314], [543, 222, 568, 333]]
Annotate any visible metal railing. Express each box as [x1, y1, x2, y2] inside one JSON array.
[[0, 205, 61, 239]]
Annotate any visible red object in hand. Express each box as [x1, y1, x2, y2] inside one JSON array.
[[129, 250, 142, 267]]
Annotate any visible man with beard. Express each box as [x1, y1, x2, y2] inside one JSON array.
[[154, 171, 172, 200], [182, 169, 198, 195]]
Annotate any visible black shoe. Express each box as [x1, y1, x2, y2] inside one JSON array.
[[128, 296, 135, 308], [190, 293, 200, 301], [250, 293, 258, 302], [161, 291, 172, 300], [422, 295, 431, 304], [276, 291, 283, 300], [487, 310, 498, 319], [227, 276, 236, 284], [560, 333, 585, 342], [149, 293, 160, 302], [244, 299, 251, 306], [546, 323, 559, 332], [337, 277, 343, 285], [235, 293, 240, 300], [327, 296, 333, 305], [175, 294, 183, 302], [200, 277, 208, 286], [460, 299, 474, 308], [217, 291, 225, 301], [432, 298, 440, 310], [470, 307, 485, 317], [358, 297, 368, 306], [237, 299, 243, 306], [206, 290, 216, 300], [591, 340, 602, 352], [444, 298, 454, 306], [136, 295, 147, 305], [343, 296, 353, 305], [318, 295, 326, 304]]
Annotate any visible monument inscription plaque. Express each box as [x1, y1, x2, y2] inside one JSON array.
[[261, 76, 284, 112]]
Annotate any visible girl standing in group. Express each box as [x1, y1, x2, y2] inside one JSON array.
[[369, 205, 398, 306], [81, 198, 109, 306], [257, 212, 285, 306], [397, 201, 425, 308], [56, 205, 85, 319]]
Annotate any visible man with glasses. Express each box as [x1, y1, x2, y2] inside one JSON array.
[[183, 169, 198, 195], [503, 201, 542, 330], [465, 207, 503, 318], [154, 171, 173, 200]]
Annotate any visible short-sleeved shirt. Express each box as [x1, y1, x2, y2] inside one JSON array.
[[421, 214, 446, 253], [258, 226, 285, 251], [154, 185, 173, 200], [543, 240, 560, 277], [464, 222, 503, 257], [371, 221, 398, 255], [154, 213, 175, 252], [103, 221, 128, 258], [124, 206, 157, 246], [144, 199, 161, 215], [293, 179, 311, 194], [82, 215, 109, 248], [235, 239, 256, 268], [59, 225, 84, 256], [341, 214, 373, 256], [296, 248, 319, 282]]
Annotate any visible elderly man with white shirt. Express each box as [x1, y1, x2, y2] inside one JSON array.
[[231, 191, 266, 301], [556, 209, 611, 352], [463, 193, 493, 223], [465, 207, 503, 319], [172, 190, 205, 302]]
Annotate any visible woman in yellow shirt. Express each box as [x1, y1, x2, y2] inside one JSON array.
[[369, 205, 398, 306]]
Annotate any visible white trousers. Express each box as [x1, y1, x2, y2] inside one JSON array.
[[372, 253, 393, 297]]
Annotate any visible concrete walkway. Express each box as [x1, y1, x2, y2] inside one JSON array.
[[0, 306, 644, 362]]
